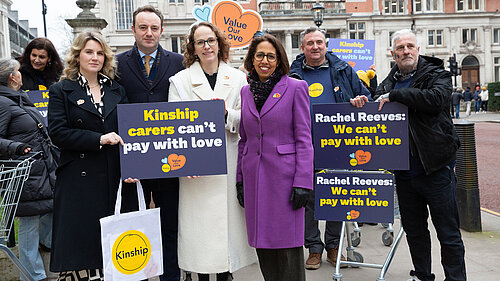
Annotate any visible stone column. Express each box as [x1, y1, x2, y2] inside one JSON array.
[[483, 25, 492, 83], [415, 28, 425, 54], [163, 33, 172, 51], [66, 0, 108, 35], [373, 0, 380, 14], [285, 30, 292, 62]]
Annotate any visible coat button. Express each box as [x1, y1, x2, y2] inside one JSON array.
[[81, 171, 86, 177], [80, 153, 85, 158], [77, 119, 83, 123], [257, 149, 261, 155], [149, 92, 154, 95]]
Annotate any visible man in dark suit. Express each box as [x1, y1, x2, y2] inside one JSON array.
[[115, 5, 184, 281]]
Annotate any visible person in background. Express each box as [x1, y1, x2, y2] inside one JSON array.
[[19, 37, 63, 91], [48, 32, 129, 281], [237, 33, 314, 281], [462, 86, 473, 117], [375, 29, 465, 281], [0, 58, 58, 281], [289, 26, 370, 270], [451, 87, 463, 119], [115, 5, 184, 280], [473, 85, 481, 114], [480, 86, 488, 112], [168, 21, 256, 281]]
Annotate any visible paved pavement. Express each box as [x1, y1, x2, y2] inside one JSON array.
[[3, 112, 500, 281], [232, 111, 500, 281]]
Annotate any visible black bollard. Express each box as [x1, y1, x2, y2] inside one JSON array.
[[454, 121, 482, 232]]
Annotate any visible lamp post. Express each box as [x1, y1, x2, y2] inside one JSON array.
[[311, 2, 325, 28], [42, 0, 47, 37]]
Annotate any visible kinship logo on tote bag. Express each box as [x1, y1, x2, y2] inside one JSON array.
[[100, 181, 163, 280]]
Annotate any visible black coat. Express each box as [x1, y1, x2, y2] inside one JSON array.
[[0, 85, 56, 216], [47, 78, 127, 271], [375, 55, 460, 175], [116, 44, 184, 103], [115, 44, 184, 194], [20, 64, 58, 91]]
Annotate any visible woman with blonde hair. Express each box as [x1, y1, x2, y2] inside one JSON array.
[[48, 31, 128, 280], [168, 22, 256, 281]]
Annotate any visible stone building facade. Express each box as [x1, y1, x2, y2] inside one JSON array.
[[93, 0, 500, 87]]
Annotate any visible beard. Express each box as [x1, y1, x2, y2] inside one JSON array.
[[398, 55, 418, 75]]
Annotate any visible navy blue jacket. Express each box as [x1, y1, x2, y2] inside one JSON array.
[[116, 44, 184, 103], [289, 51, 371, 102]]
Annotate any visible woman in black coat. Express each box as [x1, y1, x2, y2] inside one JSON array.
[[19, 37, 63, 91], [0, 58, 57, 281], [47, 32, 128, 280]]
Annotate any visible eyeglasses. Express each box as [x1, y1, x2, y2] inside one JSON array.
[[194, 38, 218, 48], [254, 52, 277, 62]]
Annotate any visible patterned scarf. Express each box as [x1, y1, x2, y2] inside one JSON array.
[[248, 70, 283, 113]]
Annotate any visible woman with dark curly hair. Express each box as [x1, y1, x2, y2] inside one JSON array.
[[19, 37, 63, 91], [47, 32, 129, 281], [168, 22, 256, 281]]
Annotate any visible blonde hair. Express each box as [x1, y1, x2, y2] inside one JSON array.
[[61, 31, 116, 80]]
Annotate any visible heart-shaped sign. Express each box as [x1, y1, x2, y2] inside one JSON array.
[[348, 61, 356, 68], [355, 150, 371, 165], [211, 1, 263, 48], [193, 6, 211, 22], [350, 210, 360, 219], [168, 154, 186, 171]]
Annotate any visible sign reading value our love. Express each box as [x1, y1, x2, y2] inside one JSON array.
[[117, 100, 227, 179], [26, 90, 50, 125], [315, 171, 395, 223], [192, 1, 263, 49], [328, 38, 375, 72], [312, 102, 409, 170]]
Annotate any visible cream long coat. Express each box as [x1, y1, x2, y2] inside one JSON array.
[[168, 61, 257, 273]]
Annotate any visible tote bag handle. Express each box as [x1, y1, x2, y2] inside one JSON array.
[[114, 180, 147, 215]]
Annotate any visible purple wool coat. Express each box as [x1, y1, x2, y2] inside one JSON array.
[[236, 75, 314, 249]]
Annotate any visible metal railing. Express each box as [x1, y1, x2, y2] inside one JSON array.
[[258, 0, 346, 16]]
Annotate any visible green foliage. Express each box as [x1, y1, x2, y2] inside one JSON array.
[[487, 82, 500, 111]]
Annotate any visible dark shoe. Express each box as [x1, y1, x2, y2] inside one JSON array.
[[305, 252, 322, 269], [39, 243, 51, 252], [327, 246, 347, 268]]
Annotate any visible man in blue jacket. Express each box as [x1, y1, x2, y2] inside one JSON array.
[[115, 5, 184, 281], [290, 26, 370, 270]]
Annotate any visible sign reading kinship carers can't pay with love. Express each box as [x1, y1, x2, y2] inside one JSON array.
[[312, 102, 409, 170], [117, 100, 227, 179]]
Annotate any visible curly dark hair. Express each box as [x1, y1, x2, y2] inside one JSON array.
[[19, 37, 63, 81], [243, 34, 289, 75], [182, 22, 230, 68]]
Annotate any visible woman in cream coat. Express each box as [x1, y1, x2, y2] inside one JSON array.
[[168, 22, 256, 281]]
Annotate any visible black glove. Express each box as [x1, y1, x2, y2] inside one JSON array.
[[15, 143, 30, 155], [290, 187, 310, 210], [236, 181, 244, 208]]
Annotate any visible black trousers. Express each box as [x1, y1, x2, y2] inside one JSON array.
[[396, 166, 466, 281], [256, 247, 305, 281], [121, 178, 180, 281]]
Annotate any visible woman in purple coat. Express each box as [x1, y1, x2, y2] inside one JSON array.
[[236, 34, 314, 281]]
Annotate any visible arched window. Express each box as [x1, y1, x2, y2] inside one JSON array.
[[462, 55, 479, 67]]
